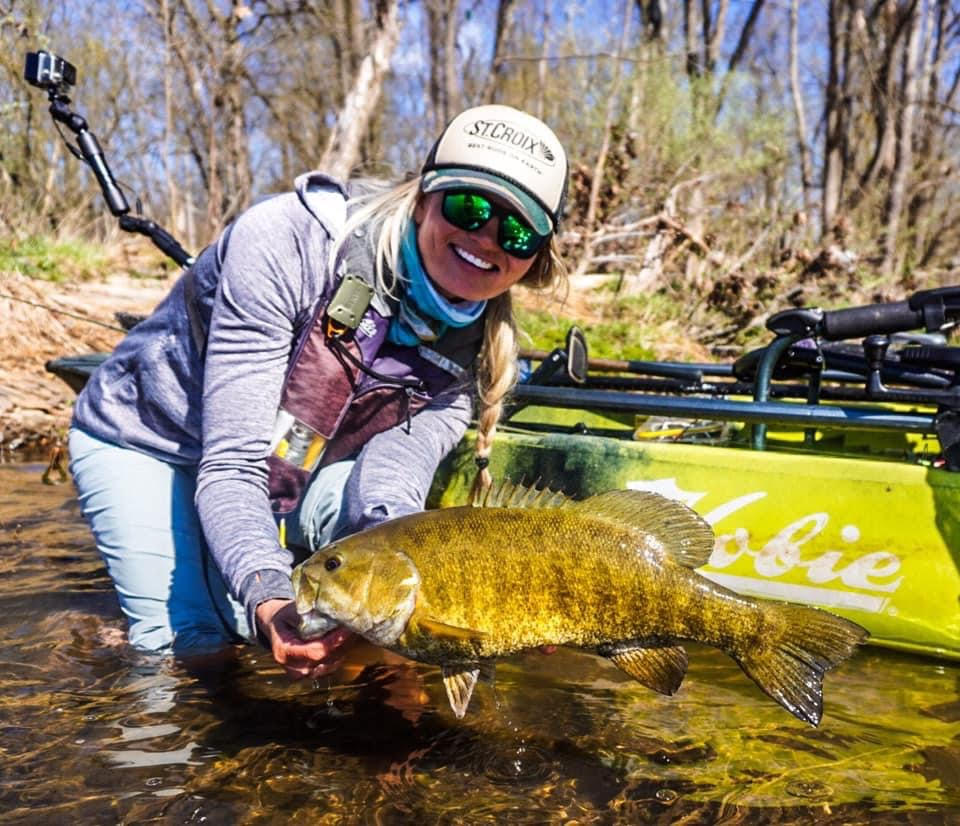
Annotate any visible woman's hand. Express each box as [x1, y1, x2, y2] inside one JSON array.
[[255, 598, 355, 679]]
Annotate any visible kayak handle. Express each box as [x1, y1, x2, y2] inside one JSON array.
[[768, 286, 960, 343], [821, 301, 921, 342]]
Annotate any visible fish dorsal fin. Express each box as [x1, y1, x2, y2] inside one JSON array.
[[598, 641, 688, 696], [472, 479, 571, 510], [441, 663, 481, 718], [574, 490, 715, 568]]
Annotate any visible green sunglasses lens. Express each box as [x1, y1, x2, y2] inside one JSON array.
[[443, 192, 491, 230], [500, 214, 539, 257], [440, 190, 547, 259]]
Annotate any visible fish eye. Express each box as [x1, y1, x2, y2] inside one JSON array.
[[324, 555, 342, 572]]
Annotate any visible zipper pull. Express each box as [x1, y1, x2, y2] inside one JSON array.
[[403, 386, 414, 433]]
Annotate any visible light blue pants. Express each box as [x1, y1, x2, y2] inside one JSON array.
[[68, 427, 352, 655]]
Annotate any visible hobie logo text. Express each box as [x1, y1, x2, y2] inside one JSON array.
[[709, 512, 902, 594], [628, 478, 903, 612]]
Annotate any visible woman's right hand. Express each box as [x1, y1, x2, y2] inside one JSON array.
[[255, 598, 355, 679]]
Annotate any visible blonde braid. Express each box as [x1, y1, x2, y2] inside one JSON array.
[[469, 237, 568, 500], [469, 291, 518, 500]]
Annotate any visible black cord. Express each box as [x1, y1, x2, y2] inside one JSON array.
[[53, 119, 83, 161], [0, 292, 126, 331], [328, 333, 425, 392]]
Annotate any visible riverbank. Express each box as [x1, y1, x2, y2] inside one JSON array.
[[0, 270, 174, 462], [0, 267, 595, 464], [0, 260, 706, 464]]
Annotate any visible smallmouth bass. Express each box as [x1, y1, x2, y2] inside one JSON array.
[[292, 482, 866, 725]]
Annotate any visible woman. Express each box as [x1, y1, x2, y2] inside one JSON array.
[[68, 104, 568, 679]]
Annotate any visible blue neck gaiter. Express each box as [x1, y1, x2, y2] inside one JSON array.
[[387, 221, 487, 346]]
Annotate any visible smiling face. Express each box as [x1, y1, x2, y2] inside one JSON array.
[[413, 191, 540, 302]]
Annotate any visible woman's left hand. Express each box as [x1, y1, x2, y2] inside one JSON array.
[[255, 598, 355, 679]]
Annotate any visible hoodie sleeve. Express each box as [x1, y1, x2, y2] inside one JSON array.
[[194, 192, 332, 626], [335, 386, 474, 536]]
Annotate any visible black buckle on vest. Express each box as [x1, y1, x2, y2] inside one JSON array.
[[325, 315, 349, 340]]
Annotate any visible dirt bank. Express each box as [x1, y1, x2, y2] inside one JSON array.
[[0, 271, 174, 462], [0, 267, 692, 465], [0, 269, 582, 464]]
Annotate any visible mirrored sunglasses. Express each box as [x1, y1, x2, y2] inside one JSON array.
[[440, 190, 549, 259]]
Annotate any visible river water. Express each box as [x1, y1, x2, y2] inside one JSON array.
[[1, 463, 959, 824]]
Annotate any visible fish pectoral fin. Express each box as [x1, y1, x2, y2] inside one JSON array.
[[599, 641, 688, 696], [441, 663, 481, 718], [418, 617, 488, 644]]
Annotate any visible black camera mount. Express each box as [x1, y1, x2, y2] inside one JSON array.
[[24, 50, 193, 268]]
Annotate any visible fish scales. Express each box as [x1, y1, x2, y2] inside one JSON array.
[[399, 506, 681, 652], [293, 483, 867, 725], [407, 506, 760, 654]]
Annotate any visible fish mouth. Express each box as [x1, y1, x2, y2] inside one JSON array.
[[297, 608, 338, 640], [298, 606, 403, 647]]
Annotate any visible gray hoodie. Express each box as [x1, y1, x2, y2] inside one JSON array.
[[73, 173, 473, 627]]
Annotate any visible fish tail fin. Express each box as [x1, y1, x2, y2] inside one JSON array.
[[733, 604, 867, 727]]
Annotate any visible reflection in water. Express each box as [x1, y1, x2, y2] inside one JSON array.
[[2, 464, 959, 824]]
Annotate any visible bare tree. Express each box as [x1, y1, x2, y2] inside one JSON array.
[[480, 0, 517, 103], [7, 0, 960, 306], [881, 0, 923, 276], [320, 0, 401, 180], [574, 0, 635, 277], [533, 0, 552, 118], [821, 0, 857, 236], [442, 0, 461, 115], [1, 0, 138, 238], [788, 0, 812, 213], [423, 0, 461, 129], [816, 0, 960, 280], [714, 0, 766, 115], [139, 0, 256, 235], [908, 0, 955, 268], [851, 3, 903, 209], [701, 0, 728, 75]]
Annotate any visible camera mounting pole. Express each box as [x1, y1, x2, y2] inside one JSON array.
[[26, 50, 193, 268], [47, 91, 130, 218]]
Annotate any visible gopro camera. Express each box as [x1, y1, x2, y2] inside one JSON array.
[[24, 50, 77, 92]]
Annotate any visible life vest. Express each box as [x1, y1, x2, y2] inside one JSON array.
[[265, 226, 484, 513], [186, 185, 484, 515]]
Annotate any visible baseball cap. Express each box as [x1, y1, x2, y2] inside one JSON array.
[[421, 104, 568, 236]]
